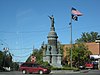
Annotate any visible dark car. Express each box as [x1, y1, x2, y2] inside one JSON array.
[[19, 62, 51, 74], [79, 65, 85, 69]]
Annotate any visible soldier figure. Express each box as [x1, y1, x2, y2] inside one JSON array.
[[48, 15, 54, 27]]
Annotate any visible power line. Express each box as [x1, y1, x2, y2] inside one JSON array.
[[13, 53, 31, 58], [0, 26, 67, 34], [9, 47, 33, 50], [0, 24, 98, 34]]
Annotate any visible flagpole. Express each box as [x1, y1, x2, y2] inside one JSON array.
[[70, 7, 82, 68], [70, 9, 73, 68]]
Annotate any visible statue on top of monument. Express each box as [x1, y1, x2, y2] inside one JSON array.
[[48, 15, 54, 27]]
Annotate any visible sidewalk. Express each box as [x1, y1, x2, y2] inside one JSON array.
[[51, 69, 100, 74], [51, 70, 79, 73]]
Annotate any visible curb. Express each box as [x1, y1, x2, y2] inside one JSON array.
[[51, 70, 79, 73]]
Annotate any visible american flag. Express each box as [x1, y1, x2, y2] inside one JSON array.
[[71, 7, 82, 16]]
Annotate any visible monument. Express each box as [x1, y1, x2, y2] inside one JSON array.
[[43, 15, 62, 67]]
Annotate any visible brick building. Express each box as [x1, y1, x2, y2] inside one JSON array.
[[63, 42, 100, 62], [86, 42, 100, 55]]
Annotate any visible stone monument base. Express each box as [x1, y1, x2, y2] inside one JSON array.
[[43, 54, 62, 68]]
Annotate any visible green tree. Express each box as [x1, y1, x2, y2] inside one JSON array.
[[0, 51, 3, 66], [2, 51, 12, 67], [71, 43, 92, 67], [26, 48, 43, 64], [5, 53, 12, 67], [75, 31, 98, 43], [0, 50, 12, 68], [11, 62, 19, 71]]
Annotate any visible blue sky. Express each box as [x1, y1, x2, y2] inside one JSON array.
[[0, 0, 100, 62]]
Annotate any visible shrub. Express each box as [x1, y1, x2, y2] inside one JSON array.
[[50, 66, 79, 70]]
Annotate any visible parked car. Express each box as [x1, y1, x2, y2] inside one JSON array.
[[19, 62, 51, 74], [85, 62, 93, 69], [79, 65, 85, 69]]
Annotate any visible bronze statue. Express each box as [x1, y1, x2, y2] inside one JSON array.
[[48, 15, 54, 27]]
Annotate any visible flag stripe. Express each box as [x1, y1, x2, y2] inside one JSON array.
[[71, 7, 82, 16]]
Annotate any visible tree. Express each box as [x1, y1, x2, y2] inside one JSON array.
[[0, 51, 3, 66], [0, 50, 12, 69], [71, 43, 92, 67], [11, 62, 19, 71], [26, 48, 43, 64], [2, 51, 12, 67], [75, 31, 98, 43], [5, 53, 12, 67]]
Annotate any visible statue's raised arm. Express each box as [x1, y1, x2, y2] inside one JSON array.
[[48, 15, 54, 27]]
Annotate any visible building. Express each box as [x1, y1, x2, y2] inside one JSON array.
[[63, 40, 100, 63], [43, 15, 62, 67], [86, 42, 100, 55], [63, 42, 100, 57]]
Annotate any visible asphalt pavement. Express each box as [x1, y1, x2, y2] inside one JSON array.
[[0, 70, 100, 75]]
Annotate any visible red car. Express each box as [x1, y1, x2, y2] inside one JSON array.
[[19, 62, 51, 74], [85, 62, 93, 69]]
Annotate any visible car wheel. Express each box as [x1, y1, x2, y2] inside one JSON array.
[[39, 70, 43, 74], [22, 70, 27, 74]]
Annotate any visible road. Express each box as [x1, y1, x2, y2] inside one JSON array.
[[0, 70, 100, 75]]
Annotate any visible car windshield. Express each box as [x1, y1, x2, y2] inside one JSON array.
[[32, 63, 46, 68]]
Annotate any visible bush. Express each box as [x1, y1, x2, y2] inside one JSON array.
[[39, 61, 79, 71], [40, 61, 52, 69], [50, 66, 79, 70]]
